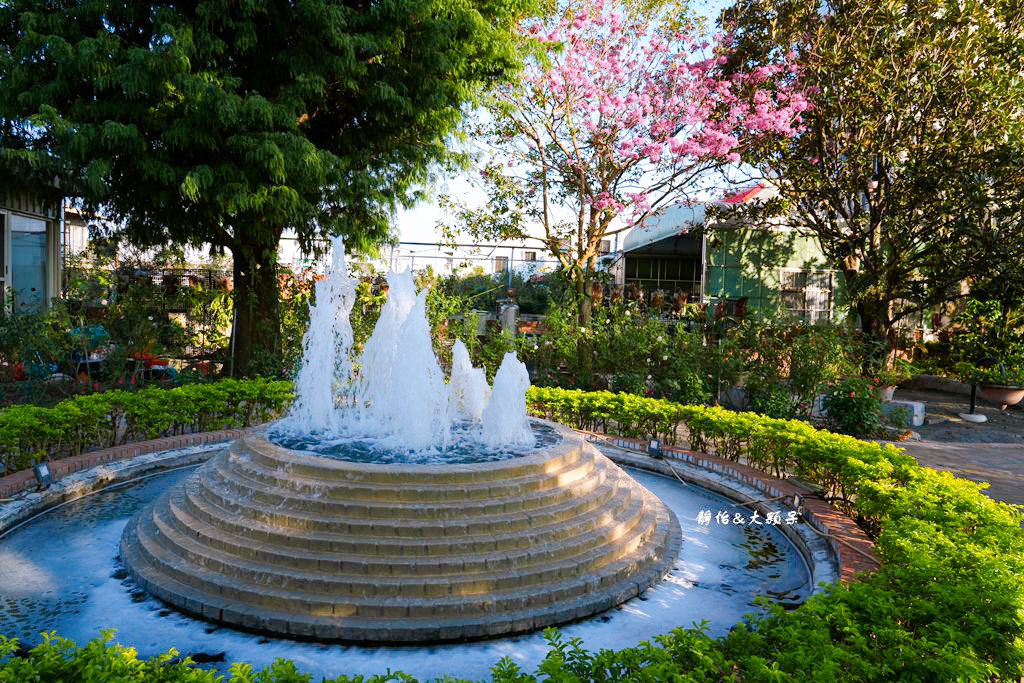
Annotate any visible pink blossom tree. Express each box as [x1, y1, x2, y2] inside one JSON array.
[[440, 0, 810, 323]]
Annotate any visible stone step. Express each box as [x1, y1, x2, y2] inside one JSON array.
[[163, 483, 652, 577], [198, 457, 624, 534], [216, 448, 599, 507], [145, 490, 659, 596], [122, 508, 679, 641], [120, 429, 683, 642], [236, 435, 585, 486], [177, 474, 630, 558], [124, 504, 674, 623]]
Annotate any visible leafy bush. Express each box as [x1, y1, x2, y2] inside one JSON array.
[[525, 387, 1024, 680], [874, 359, 914, 388], [0, 631, 423, 683], [747, 383, 793, 419], [956, 358, 1024, 386], [0, 378, 292, 475], [950, 297, 1024, 363], [4, 389, 1022, 681], [822, 378, 883, 436]]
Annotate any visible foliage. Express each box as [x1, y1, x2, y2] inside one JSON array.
[[0, 0, 532, 375], [950, 297, 1024, 364], [873, 359, 913, 389], [439, 0, 808, 324], [734, 318, 858, 417], [721, 0, 1024, 360], [0, 631, 429, 683], [0, 378, 291, 476], [955, 359, 1024, 388], [0, 295, 75, 384], [526, 387, 1024, 679], [435, 269, 556, 316], [519, 299, 860, 415], [516, 297, 709, 403], [822, 377, 883, 436], [6, 389, 1023, 681]]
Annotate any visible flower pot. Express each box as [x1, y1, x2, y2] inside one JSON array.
[[878, 386, 897, 401], [977, 384, 1024, 410]]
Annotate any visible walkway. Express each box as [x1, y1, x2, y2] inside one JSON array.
[[884, 388, 1024, 508]]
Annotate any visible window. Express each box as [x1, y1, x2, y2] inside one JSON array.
[[780, 269, 834, 322], [624, 255, 701, 297], [523, 251, 537, 261], [598, 239, 611, 254], [494, 256, 508, 272], [10, 214, 48, 311]]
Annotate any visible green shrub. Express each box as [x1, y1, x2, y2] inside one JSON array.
[[822, 378, 883, 436], [0, 378, 292, 476]]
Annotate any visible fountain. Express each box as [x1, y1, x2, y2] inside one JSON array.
[[120, 238, 681, 641]]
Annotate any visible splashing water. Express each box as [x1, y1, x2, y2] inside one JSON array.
[[280, 241, 534, 454], [481, 352, 534, 448], [449, 339, 490, 423], [288, 236, 355, 433]]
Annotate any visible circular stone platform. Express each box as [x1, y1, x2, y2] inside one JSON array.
[[120, 423, 681, 642]]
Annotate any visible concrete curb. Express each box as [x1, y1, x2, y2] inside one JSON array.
[[903, 373, 971, 396], [0, 429, 249, 499]]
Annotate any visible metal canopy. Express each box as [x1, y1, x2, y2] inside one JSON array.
[[622, 203, 706, 253]]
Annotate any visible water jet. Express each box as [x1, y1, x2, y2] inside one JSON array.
[[120, 237, 681, 641]]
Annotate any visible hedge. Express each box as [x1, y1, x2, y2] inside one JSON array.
[[0, 378, 293, 476], [2, 387, 1023, 681]]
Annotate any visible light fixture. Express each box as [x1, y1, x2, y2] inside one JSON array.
[[33, 462, 52, 490]]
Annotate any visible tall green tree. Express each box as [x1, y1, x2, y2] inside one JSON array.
[[0, 0, 529, 374], [720, 0, 1024, 360]]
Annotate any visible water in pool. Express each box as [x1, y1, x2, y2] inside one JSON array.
[[0, 463, 811, 681]]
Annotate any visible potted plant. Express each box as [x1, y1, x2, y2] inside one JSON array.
[[957, 359, 1024, 410], [875, 360, 914, 401]]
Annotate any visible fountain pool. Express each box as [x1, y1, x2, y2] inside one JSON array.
[[0, 458, 812, 680], [118, 238, 690, 641]]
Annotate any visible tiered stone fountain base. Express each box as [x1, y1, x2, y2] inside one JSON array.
[[120, 424, 681, 641]]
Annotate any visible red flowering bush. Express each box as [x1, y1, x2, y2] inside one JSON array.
[[823, 377, 882, 436]]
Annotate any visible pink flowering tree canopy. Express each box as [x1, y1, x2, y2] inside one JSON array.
[[439, 0, 810, 317]]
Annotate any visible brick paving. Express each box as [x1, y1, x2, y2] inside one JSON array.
[[885, 388, 1024, 508]]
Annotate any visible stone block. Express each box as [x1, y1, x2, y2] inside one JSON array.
[[881, 399, 925, 427]]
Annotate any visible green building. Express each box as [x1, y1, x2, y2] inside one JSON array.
[[616, 185, 843, 322]]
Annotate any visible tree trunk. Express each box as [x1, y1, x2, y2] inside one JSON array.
[[574, 267, 595, 385], [231, 227, 284, 377], [855, 296, 894, 371]]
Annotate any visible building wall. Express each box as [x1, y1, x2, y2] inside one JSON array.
[[705, 226, 846, 322]]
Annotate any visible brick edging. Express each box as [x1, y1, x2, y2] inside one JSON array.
[[0, 429, 248, 499], [578, 430, 880, 581]]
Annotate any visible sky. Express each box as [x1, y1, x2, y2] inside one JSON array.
[[392, 0, 736, 245]]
